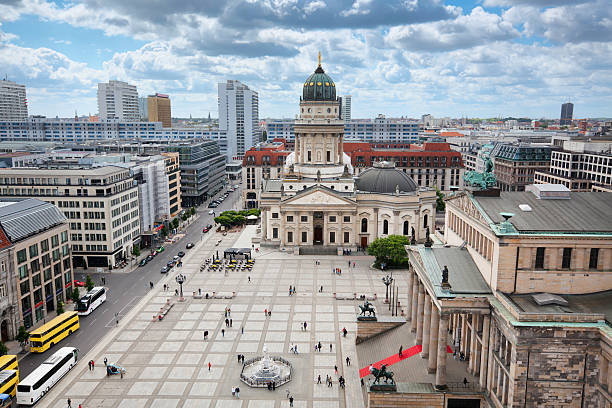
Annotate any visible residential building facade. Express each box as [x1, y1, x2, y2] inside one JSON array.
[[165, 141, 226, 207], [97, 80, 139, 122], [0, 199, 73, 330], [341, 95, 351, 120], [147, 93, 171, 128], [218, 80, 260, 160], [0, 79, 27, 121], [0, 166, 140, 269], [491, 143, 552, 191]]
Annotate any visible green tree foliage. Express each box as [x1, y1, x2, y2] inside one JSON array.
[[16, 326, 29, 351], [71, 288, 80, 303], [0, 341, 8, 356], [181, 213, 188, 221], [214, 209, 258, 228], [214, 215, 234, 228], [171, 218, 180, 229], [190, 207, 196, 216], [161, 226, 168, 237], [85, 274, 95, 291], [132, 244, 140, 257], [367, 235, 411, 268], [56, 301, 64, 315], [435, 188, 445, 212]]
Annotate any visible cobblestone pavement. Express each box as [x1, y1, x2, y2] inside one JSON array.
[[38, 228, 409, 408]]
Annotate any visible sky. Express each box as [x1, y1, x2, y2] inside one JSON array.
[[0, 0, 611, 120]]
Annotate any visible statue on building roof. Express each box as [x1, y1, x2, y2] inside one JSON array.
[[463, 156, 497, 190]]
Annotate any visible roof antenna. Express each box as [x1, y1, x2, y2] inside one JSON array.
[[318, 51, 321, 67]]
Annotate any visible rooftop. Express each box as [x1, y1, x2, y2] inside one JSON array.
[[509, 291, 612, 323], [0, 198, 67, 243], [0, 165, 129, 176]]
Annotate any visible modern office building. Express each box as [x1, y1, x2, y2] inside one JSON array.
[[0, 198, 73, 330], [165, 141, 226, 207], [560, 102, 574, 126], [0, 79, 28, 121], [341, 95, 351, 120], [218, 80, 260, 160], [97, 80, 139, 122], [0, 166, 140, 269], [491, 143, 552, 191], [138, 97, 148, 121], [147, 93, 171, 128]]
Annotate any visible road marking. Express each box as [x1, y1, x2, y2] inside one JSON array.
[[113, 299, 119, 304], [90, 318, 96, 325]]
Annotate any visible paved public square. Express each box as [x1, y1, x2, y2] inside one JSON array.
[[39, 226, 411, 408]]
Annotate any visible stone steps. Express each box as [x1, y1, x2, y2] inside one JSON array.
[[356, 316, 406, 344]]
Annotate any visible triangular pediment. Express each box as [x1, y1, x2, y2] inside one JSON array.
[[283, 187, 355, 207]]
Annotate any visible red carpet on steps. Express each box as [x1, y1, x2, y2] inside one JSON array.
[[359, 345, 453, 378]]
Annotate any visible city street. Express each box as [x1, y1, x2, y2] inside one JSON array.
[[17, 185, 243, 379]]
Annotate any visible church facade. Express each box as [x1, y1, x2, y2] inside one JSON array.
[[259, 58, 436, 251]]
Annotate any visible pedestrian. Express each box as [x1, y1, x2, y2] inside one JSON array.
[[120, 370, 123, 379], [79, 404, 82, 408], [175, 289, 178, 296], [104, 357, 108, 366], [329, 377, 333, 387], [237, 354, 241, 363], [67, 398, 72, 408], [326, 375, 330, 385], [232, 386, 235, 397], [348, 260, 350, 267], [230, 318, 233, 327], [241, 326, 244, 334], [343, 327, 347, 337], [222, 328, 225, 337], [92, 360, 94, 370], [273, 382, 276, 390], [304, 321, 307, 331], [361, 378, 364, 386], [88, 360, 91, 371], [318, 341, 321, 352], [353, 261, 355, 268], [330, 344, 332, 352], [289, 396, 294, 407], [268, 310, 271, 317], [248, 276, 251, 283], [149, 281, 153, 289], [208, 362, 211, 371], [334, 365, 338, 374], [286, 389, 291, 399], [399, 345, 403, 358], [225, 318, 229, 327], [295, 344, 298, 354], [265, 308, 267, 316], [317, 374, 321, 384], [236, 386, 240, 398], [346, 356, 351, 366]]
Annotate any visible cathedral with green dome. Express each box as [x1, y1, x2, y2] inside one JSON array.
[[302, 53, 336, 101]]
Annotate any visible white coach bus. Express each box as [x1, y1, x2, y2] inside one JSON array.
[[75, 286, 107, 316], [16, 347, 78, 405]]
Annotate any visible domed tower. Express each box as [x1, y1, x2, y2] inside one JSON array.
[[292, 53, 346, 179]]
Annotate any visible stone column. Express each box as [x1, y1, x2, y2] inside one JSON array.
[[435, 314, 449, 390], [502, 374, 508, 405], [496, 366, 503, 396], [422, 294, 432, 358], [469, 314, 478, 374], [416, 283, 425, 345], [460, 314, 468, 355], [406, 268, 414, 321], [479, 315, 490, 388], [410, 276, 419, 332], [600, 357, 609, 387], [487, 324, 497, 393], [428, 304, 439, 373], [608, 360, 612, 392]]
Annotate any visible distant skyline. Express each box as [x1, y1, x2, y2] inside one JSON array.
[[1, 0, 610, 119]]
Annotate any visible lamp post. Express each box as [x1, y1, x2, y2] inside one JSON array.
[[382, 275, 393, 304], [176, 273, 186, 302]]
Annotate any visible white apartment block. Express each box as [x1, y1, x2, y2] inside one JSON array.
[[0, 166, 140, 269], [0, 117, 224, 143], [341, 95, 351, 121], [97, 80, 139, 122], [218, 80, 260, 160], [0, 79, 27, 121]]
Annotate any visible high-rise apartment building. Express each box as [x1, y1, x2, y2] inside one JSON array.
[[0, 79, 28, 121], [218, 80, 260, 160], [341, 95, 351, 121], [138, 97, 148, 121], [147, 93, 171, 128], [560, 102, 574, 126], [97, 80, 139, 122]]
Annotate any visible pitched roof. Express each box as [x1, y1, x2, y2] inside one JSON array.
[[473, 192, 612, 233], [0, 199, 67, 243]]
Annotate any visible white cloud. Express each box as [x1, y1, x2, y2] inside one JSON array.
[[304, 0, 326, 14]]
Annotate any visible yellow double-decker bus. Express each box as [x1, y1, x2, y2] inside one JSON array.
[[29, 312, 79, 353], [0, 370, 18, 397], [0, 355, 17, 374]]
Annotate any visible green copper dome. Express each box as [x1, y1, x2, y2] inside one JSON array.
[[303, 63, 336, 101]]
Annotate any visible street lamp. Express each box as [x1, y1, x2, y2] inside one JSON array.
[[176, 273, 186, 302], [381, 275, 393, 304]]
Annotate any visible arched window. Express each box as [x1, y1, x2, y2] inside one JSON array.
[[403, 221, 409, 235], [423, 214, 428, 229], [383, 219, 389, 235], [361, 218, 368, 233]]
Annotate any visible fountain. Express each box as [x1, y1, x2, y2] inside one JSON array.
[[240, 345, 292, 388]]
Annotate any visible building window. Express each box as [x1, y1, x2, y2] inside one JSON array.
[[17, 249, 27, 264], [343, 216, 350, 223], [272, 228, 278, 239], [287, 231, 293, 243], [330, 231, 335, 243], [344, 231, 350, 243], [361, 218, 368, 233], [329, 216, 336, 222], [308, 151, 312, 162], [272, 213, 279, 219], [383, 219, 389, 235], [589, 248, 599, 269], [301, 231, 307, 243], [403, 221, 409, 236], [287, 215, 293, 222], [29, 244, 39, 258], [301, 216, 308, 222], [326, 151, 331, 162], [423, 214, 428, 229], [535, 247, 545, 269], [562, 248, 572, 269]]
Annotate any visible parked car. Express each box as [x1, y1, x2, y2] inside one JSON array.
[[156, 246, 165, 253], [146, 255, 154, 262], [173, 255, 180, 262], [160, 266, 168, 273], [150, 251, 157, 257], [178, 251, 185, 257], [206, 224, 213, 230], [139, 259, 148, 267], [167, 260, 175, 268], [186, 243, 194, 249], [73, 279, 85, 287], [208, 202, 217, 208], [203, 226, 210, 233]]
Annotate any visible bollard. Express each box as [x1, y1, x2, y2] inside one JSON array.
[[153, 315, 157, 322]]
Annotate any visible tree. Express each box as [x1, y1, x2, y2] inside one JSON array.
[[367, 235, 411, 268], [71, 288, 80, 303], [171, 218, 180, 229], [215, 215, 233, 228], [435, 188, 446, 212], [0, 341, 7, 356], [85, 274, 94, 291], [56, 301, 65, 315], [161, 226, 168, 237], [16, 326, 29, 353], [190, 207, 196, 216], [181, 213, 188, 221], [132, 244, 140, 257]]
